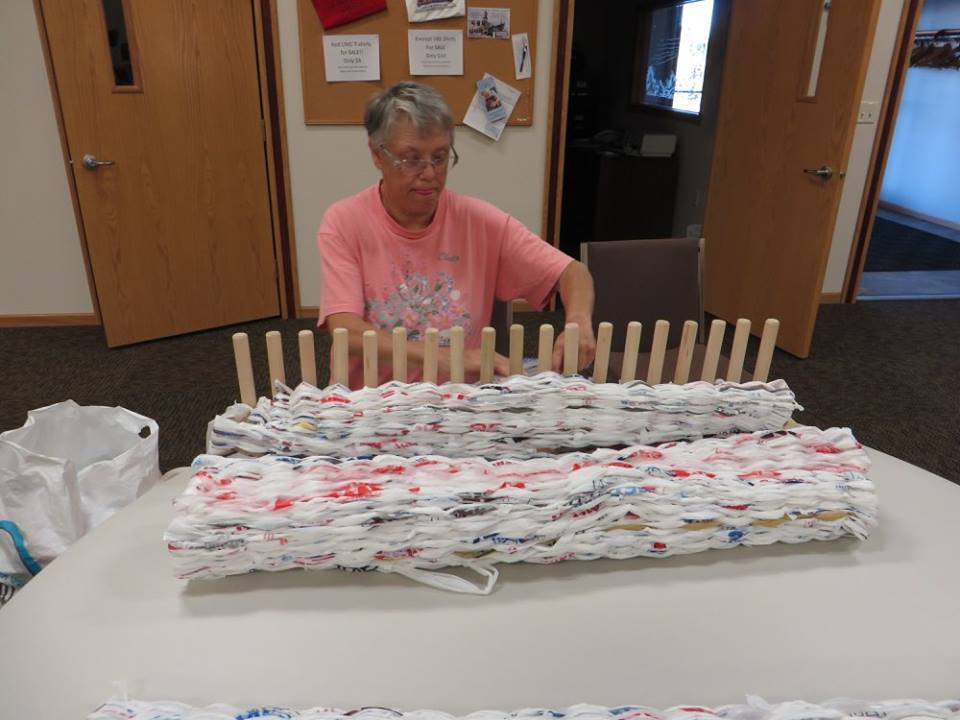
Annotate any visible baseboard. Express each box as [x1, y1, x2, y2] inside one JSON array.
[[878, 201, 960, 233], [820, 292, 843, 304], [0, 313, 99, 327]]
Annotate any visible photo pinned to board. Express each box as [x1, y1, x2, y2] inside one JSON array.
[[511, 32, 532, 79], [477, 76, 507, 122], [464, 73, 519, 141], [406, 0, 466, 23], [467, 7, 510, 39]]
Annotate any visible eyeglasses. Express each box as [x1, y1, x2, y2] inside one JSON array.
[[378, 144, 459, 175]]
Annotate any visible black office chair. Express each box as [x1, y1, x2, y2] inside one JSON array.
[[581, 237, 734, 381], [489, 299, 513, 356]]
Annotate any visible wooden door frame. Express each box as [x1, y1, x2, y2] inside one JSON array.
[[542, 0, 575, 254], [29, 0, 300, 328], [841, 0, 924, 303], [255, 0, 301, 320]]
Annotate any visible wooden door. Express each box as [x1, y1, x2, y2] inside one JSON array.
[[39, 0, 279, 346], [703, 0, 881, 357]]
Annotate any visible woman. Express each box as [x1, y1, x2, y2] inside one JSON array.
[[318, 81, 596, 387]]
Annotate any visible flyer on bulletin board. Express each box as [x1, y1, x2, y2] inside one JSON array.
[[512, 32, 532, 79], [464, 73, 519, 141], [311, 0, 387, 30], [408, 29, 464, 76], [323, 34, 381, 82]]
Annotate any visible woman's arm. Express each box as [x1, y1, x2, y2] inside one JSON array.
[[551, 260, 597, 372]]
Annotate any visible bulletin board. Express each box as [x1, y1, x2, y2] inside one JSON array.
[[298, 0, 537, 125]]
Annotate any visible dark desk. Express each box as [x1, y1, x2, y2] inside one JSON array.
[[559, 145, 678, 257]]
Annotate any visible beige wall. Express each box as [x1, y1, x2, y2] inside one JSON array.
[[821, 0, 905, 295], [277, 0, 557, 310], [0, 2, 93, 316]]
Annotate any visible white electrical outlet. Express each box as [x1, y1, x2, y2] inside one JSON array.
[[858, 101, 880, 124]]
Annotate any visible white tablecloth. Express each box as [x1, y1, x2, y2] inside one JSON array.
[[1, 448, 958, 718]]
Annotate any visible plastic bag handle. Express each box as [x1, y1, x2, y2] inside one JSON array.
[[0, 520, 43, 576], [393, 565, 499, 595]]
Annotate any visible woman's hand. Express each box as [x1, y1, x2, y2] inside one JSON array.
[[552, 315, 597, 373]]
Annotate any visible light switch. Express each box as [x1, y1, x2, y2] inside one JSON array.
[[858, 101, 880, 124]]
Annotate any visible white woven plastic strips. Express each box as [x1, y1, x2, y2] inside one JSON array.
[[168, 426, 876, 594], [87, 699, 960, 720], [207, 375, 800, 459]]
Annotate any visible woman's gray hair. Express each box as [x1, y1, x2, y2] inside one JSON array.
[[364, 82, 454, 147]]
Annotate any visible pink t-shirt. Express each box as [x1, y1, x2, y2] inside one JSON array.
[[318, 183, 572, 387]]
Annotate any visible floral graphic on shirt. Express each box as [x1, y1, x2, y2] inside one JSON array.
[[366, 270, 471, 344]]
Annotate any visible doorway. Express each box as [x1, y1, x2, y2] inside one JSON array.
[[553, 0, 731, 260], [547, 0, 885, 358], [36, 0, 296, 346], [857, 2, 960, 301]]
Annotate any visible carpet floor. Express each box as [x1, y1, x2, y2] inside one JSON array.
[[865, 217, 960, 272]]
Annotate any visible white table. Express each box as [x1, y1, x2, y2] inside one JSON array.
[[1, 449, 958, 718]]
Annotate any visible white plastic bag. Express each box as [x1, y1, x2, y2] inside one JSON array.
[[0, 400, 160, 576]]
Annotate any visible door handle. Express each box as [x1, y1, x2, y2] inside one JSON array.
[[803, 165, 833, 179], [81, 154, 115, 170]]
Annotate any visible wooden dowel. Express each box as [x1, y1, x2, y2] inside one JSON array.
[[479, 326, 496, 383], [563, 322, 579, 375], [449, 326, 465, 383], [726, 318, 752, 382], [509, 323, 524, 376], [537, 324, 554, 373], [392, 326, 407, 382], [362, 330, 378, 387], [332, 327, 349, 387], [620, 321, 642, 382], [646, 320, 669, 385], [265, 330, 285, 395], [753, 318, 780, 382], [298, 330, 317, 387], [701, 319, 726, 382], [363, 330, 380, 387], [232, 332, 256, 406], [673, 320, 698, 384], [423, 328, 439, 384], [592, 321, 613, 383]]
